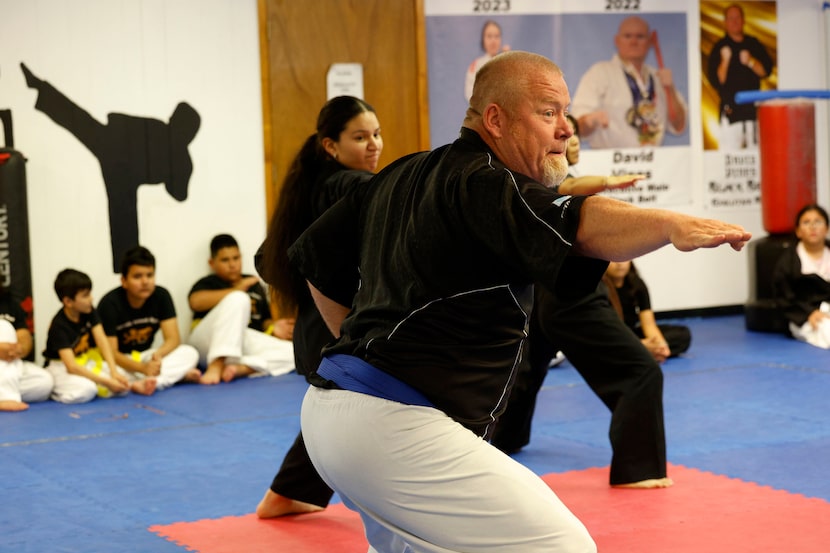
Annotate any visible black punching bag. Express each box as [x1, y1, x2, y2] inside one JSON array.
[[0, 148, 35, 359]]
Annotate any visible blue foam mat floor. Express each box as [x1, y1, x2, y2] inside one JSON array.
[[2, 315, 828, 552]]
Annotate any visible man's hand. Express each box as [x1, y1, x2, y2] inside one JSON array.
[[720, 45, 732, 63], [579, 111, 609, 136], [655, 67, 674, 88], [669, 215, 751, 252], [605, 174, 647, 190]]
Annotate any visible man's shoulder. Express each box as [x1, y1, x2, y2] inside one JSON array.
[[381, 139, 500, 188], [586, 57, 617, 72]]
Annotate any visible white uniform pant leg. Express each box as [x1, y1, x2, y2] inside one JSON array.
[[0, 358, 24, 401], [187, 290, 250, 366], [239, 329, 295, 376], [19, 361, 54, 403], [301, 387, 596, 553], [45, 361, 98, 404], [0, 321, 29, 402], [790, 309, 830, 350], [718, 116, 758, 150], [138, 345, 199, 390]]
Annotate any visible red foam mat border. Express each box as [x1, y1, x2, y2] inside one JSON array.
[[150, 463, 830, 552]]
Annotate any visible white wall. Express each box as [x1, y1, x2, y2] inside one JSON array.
[[1, 0, 266, 363]]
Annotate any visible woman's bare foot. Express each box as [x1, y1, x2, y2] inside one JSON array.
[[131, 378, 157, 396], [183, 368, 202, 383], [256, 489, 325, 518], [0, 399, 29, 411], [612, 477, 674, 489]]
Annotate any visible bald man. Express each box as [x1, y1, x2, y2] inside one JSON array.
[[290, 51, 749, 552], [572, 16, 687, 149]]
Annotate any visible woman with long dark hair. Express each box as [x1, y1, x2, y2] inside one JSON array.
[[256, 96, 383, 517]]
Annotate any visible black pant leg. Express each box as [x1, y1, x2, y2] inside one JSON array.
[[660, 323, 692, 356], [270, 431, 335, 507], [545, 291, 667, 485]]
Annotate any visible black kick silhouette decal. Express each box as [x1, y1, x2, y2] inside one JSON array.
[[21, 63, 200, 271]]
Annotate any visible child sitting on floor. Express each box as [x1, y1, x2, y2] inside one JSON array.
[[602, 260, 691, 362], [43, 268, 156, 403]]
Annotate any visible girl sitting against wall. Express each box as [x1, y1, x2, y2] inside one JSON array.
[[773, 204, 830, 349], [602, 260, 691, 362]]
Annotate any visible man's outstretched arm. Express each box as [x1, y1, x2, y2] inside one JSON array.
[[573, 195, 751, 261]]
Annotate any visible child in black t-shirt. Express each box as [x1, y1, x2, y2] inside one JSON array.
[[98, 246, 201, 389], [187, 234, 294, 384], [43, 268, 156, 403]]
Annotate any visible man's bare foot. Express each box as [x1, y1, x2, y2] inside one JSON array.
[[183, 368, 201, 383], [256, 489, 325, 518], [131, 378, 157, 396], [201, 359, 223, 385], [0, 399, 29, 412], [612, 477, 674, 489]]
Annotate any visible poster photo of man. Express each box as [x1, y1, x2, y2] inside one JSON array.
[[701, 1, 778, 151]]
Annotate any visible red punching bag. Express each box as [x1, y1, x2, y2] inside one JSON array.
[[757, 99, 816, 234]]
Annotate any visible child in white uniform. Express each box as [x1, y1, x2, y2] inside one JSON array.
[[187, 234, 294, 384], [0, 289, 53, 411]]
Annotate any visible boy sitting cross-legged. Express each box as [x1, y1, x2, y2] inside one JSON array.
[[43, 268, 156, 403]]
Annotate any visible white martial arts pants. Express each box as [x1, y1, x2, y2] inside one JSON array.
[[128, 345, 199, 390], [301, 387, 596, 553], [45, 358, 108, 404], [718, 115, 758, 150], [187, 290, 295, 377], [0, 321, 53, 403], [790, 302, 830, 349]]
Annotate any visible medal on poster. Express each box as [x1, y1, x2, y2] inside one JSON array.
[[624, 70, 662, 145]]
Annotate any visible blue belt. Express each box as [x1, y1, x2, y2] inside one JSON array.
[[317, 354, 435, 408]]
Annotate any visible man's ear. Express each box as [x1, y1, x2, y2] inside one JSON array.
[[481, 104, 505, 138]]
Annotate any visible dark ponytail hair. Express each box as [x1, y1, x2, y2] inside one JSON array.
[[260, 96, 376, 315]]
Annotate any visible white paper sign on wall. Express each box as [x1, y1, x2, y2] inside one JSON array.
[[326, 63, 364, 100]]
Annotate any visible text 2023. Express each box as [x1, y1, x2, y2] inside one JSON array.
[[606, 0, 640, 10], [473, 0, 511, 13]]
